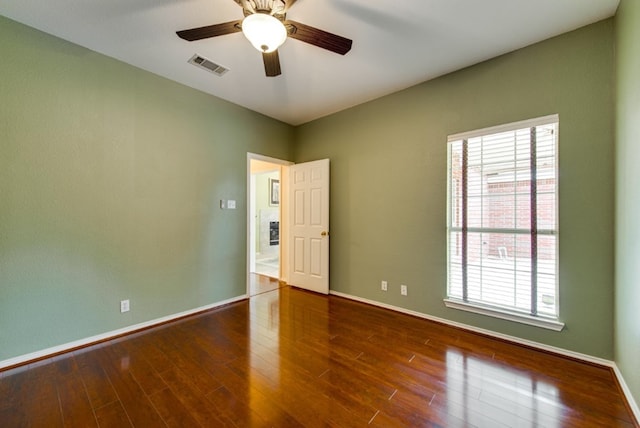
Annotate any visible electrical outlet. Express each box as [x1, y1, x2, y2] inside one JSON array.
[[227, 199, 236, 209], [401, 285, 408, 296], [120, 299, 130, 313], [381, 280, 388, 291]]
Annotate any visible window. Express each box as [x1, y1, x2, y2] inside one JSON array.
[[445, 115, 563, 331]]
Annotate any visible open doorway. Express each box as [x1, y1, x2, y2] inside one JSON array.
[[247, 154, 292, 296], [252, 162, 280, 277]]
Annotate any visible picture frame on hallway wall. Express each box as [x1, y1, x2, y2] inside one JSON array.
[[269, 178, 280, 206]]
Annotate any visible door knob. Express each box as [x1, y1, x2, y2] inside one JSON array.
[[321, 231, 329, 237]]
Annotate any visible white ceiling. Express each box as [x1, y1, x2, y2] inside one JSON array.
[[0, 0, 619, 126]]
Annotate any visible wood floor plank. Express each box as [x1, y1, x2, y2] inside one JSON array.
[[158, 366, 235, 427], [52, 357, 98, 428], [206, 385, 270, 427], [23, 362, 65, 428], [115, 340, 167, 396], [228, 352, 371, 425], [0, 367, 33, 427], [205, 359, 306, 427], [222, 357, 312, 425], [94, 401, 133, 427], [1, 286, 637, 427], [74, 347, 120, 410], [279, 371, 367, 427], [135, 335, 175, 373], [93, 345, 166, 427], [148, 387, 201, 427], [150, 328, 224, 395]]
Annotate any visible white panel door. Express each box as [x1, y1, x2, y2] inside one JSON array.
[[288, 159, 330, 294]]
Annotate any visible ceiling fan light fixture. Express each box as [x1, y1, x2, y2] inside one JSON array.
[[242, 12, 287, 53]]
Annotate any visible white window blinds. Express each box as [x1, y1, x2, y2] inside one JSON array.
[[447, 115, 559, 320]]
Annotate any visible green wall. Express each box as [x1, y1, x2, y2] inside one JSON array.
[[0, 15, 294, 361], [0, 9, 629, 384], [295, 20, 615, 359], [615, 0, 640, 409]]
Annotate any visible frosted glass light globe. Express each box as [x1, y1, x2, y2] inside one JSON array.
[[242, 13, 287, 53]]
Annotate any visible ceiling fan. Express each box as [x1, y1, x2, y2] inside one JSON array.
[[176, 0, 353, 77]]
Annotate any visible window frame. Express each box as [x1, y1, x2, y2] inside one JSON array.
[[444, 115, 564, 331]]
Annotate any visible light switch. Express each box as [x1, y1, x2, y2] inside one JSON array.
[[227, 200, 236, 209], [220, 200, 226, 209]]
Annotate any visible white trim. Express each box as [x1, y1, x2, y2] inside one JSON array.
[[443, 298, 565, 331], [0, 295, 247, 370], [448, 114, 559, 142], [613, 364, 640, 424], [2, 288, 637, 424], [446, 114, 561, 324], [331, 290, 639, 424], [329, 290, 607, 365], [246, 153, 293, 294]]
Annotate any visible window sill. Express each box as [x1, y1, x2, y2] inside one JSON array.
[[443, 299, 565, 331]]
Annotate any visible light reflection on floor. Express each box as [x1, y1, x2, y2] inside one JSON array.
[[446, 349, 561, 427]]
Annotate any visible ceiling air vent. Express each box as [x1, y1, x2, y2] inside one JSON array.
[[188, 54, 229, 76]]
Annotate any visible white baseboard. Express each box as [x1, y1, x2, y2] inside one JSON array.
[[0, 294, 248, 370], [613, 364, 640, 424], [2, 289, 637, 424], [329, 290, 639, 424]]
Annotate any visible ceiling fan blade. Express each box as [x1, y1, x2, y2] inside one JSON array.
[[263, 51, 282, 77], [176, 20, 242, 41], [238, 0, 255, 14], [285, 20, 352, 55], [283, 0, 298, 13]]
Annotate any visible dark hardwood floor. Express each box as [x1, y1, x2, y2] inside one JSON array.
[[1, 286, 637, 427], [249, 273, 283, 297]]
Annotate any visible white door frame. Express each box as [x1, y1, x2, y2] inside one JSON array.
[[246, 153, 293, 296]]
